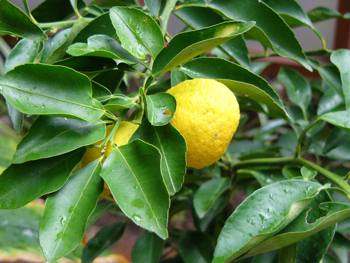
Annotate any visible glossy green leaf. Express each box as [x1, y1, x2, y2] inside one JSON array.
[[86, 199, 116, 230], [82, 222, 126, 263], [321, 111, 350, 133], [174, 6, 250, 69], [41, 28, 71, 63], [132, 231, 165, 263], [242, 191, 342, 260], [239, 169, 285, 187], [323, 127, 350, 154], [209, 0, 311, 71], [4, 38, 42, 134], [171, 68, 190, 87], [254, 119, 287, 141], [152, 21, 255, 77], [277, 67, 311, 117], [0, 148, 85, 209], [145, 93, 176, 126], [32, 0, 86, 22], [13, 117, 106, 164], [100, 139, 170, 239], [0, 64, 105, 123], [308, 7, 342, 23], [73, 13, 116, 43], [54, 56, 116, 73], [278, 244, 296, 263], [39, 160, 103, 263], [317, 87, 344, 115], [197, 196, 227, 232], [42, 18, 90, 64], [91, 80, 112, 102], [67, 34, 139, 64], [213, 180, 323, 263], [193, 178, 230, 218], [145, 0, 163, 17], [0, 135, 17, 174], [110, 7, 164, 60], [104, 94, 137, 112], [300, 166, 317, 180], [181, 57, 289, 119], [179, 232, 214, 263], [130, 119, 186, 196], [331, 50, 350, 110], [0, 203, 44, 257], [318, 65, 343, 96], [0, 0, 47, 41]]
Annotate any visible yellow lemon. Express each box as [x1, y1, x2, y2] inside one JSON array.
[[167, 79, 240, 169], [81, 121, 139, 201]]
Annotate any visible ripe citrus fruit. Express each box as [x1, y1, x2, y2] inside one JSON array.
[[166, 79, 240, 169], [81, 121, 139, 201]]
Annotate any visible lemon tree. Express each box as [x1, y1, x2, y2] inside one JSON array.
[[0, 0, 350, 262]]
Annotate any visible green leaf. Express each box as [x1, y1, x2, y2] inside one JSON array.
[[32, 0, 86, 22], [91, 80, 112, 102], [92, 69, 124, 94], [331, 49, 350, 110], [13, 116, 106, 164], [41, 28, 71, 63], [171, 68, 190, 87], [239, 169, 285, 187], [300, 166, 317, 180], [110, 7, 164, 60], [242, 191, 343, 260], [132, 231, 165, 263], [317, 87, 345, 115], [39, 160, 103, 263], [0, 64, 105, 123], [318, 65, 343, 96], [197, 196, 227, 232], [4, 38, 42, 134], [54, 56, 116, 74], [174, 6, 250, 69], [178, 232, 214, 263], [100, 139, 170, 239], [104, 94, 137, 112], [0, 203, 44, 257], [145, 0, 163, 17], [193, 178, 230, 218], [323, 127, 350, 154], [73, 13, 116, 43], [308, 7, 342, 23], [278, 244, 296, 263], [321, 111, 350, 133], [213, 180, 323, 263], [0, 0, 47, 41], [82, 222, 126, 263], [145, 93, 176, 126], [67, 34, 139, 64], [0, 148, 85, 209], [0, 135, 17, 174], [89, 0, 135, 9], [152, 21, 255, 77], [181, 57, 289, 119], [70, 0, 80, 16], [130, 119, 186, 196], [209, 0, 312, 71], [42, 18, 90, 64], [277, 67, 311, 118]]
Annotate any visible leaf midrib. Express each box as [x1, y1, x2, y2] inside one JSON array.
[[0, 83, 105, 113], [50, 161, 100, 262], [117, 147, 164, 236]]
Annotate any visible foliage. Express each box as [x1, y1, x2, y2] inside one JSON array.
[[0, 0, 350, 262]]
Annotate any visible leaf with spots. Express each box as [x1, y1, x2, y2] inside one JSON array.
[[100, 139, 170, 239], [213, 180, 323, 263], [145, 93, 176, 126], [39, 160, 103, 263]]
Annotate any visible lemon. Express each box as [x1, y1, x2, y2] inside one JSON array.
[[81, 121, 139, 201], [167, 79, 240, 169]]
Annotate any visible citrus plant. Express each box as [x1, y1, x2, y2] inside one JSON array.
[[1, 0, 350, 262]]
